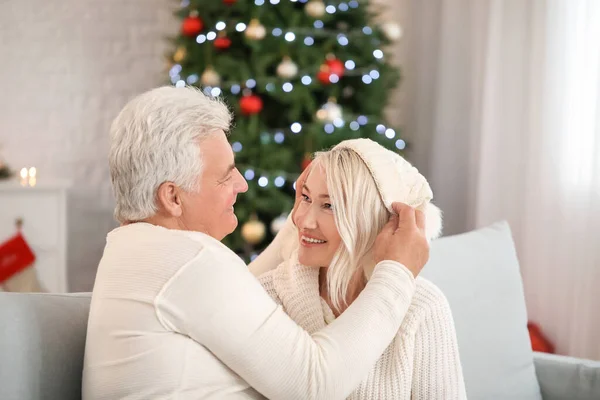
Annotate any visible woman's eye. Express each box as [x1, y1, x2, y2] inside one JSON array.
[[323, 203, 333, 210], [301, 194, 311, 202]]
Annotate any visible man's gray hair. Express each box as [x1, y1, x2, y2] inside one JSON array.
[[109, 86, 232, 223]]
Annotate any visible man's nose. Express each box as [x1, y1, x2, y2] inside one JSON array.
[[234, 169, 248, 193]]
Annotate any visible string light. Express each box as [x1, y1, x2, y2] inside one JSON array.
[[258, 176, 269, 187], [246, 79, 257, 88], [216, 21, 226, 31], [362, 26, 373, 35], [337, 35, 349, 46], [231, 84, 241, 94], [357, 115, 368, 125], [196, 34, 206, 43], [345, 60, 356, 70], [349, 121, 360, 131], [329, 74, 340, 83], [169, 64, 182, 78], [326, 5, 336, 14], [369, 70, 380, 79], [210, 87, 222, 97], [232, 142, 243, 152], [175, 80, 186, 88], [282, 82, 294, 92], [266, 82, 275, 92], [314, 20, 324, 29], [186, 74, 199, 84], [362, 75, 373, 84], [333, 118, 344, 128], [373, 49, 384, 59], [338, 2, 349, 11], [206, 31, 217, 40], [255, 0, 265, 5], [395, 139, 406, 150], [324, 124, 335, 134], [244, 169, 255, 180], [274, 176, 286, 187], [236, 23, 247, 32], [304, 37, 315, 46], [291, 122, 302, 133], [285, 32, 296, 42], [376, 124, 386, 134], [274, 132, 285, 143], [301, 75, 312, 85], [272, 28, 283, 36]]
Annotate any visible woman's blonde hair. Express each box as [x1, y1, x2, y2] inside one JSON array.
[[313, 147, 391, 313]]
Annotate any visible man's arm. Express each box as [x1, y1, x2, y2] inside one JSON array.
[[156, 247, 416, 400]]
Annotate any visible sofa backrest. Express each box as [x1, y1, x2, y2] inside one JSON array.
[[421, 221, 542, 399], [0, 292, 91, 400]]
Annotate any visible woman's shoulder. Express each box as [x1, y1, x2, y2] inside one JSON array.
[[407, 277, 453, 320]]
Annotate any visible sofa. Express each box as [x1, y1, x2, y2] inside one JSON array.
[[1, 222, 599, 399]]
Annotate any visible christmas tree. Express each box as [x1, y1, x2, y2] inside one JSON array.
[[169, 0, 404, 259]]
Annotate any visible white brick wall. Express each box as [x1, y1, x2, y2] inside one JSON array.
[[0, 0, 176, 291]]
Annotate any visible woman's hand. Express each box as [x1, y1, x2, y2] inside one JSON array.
[[373, 202, 430, 277]]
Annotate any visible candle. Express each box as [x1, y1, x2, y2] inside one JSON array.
[[19, 167, 37, 187]]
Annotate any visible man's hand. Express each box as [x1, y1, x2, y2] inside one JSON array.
[[373, 202, 430, 277]]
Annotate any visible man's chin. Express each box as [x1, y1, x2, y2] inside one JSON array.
[[218, 215, 238, 241]]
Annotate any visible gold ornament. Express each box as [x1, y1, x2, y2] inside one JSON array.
[[200, 66, 221, 86], [381, 22, 403, 41], [305, 0, 326, 18], [173, 46, 187, 63], [316, 98, 343, 123], [242, 217, 266, 245], [276, 56, 298, 79], [245, 19, 266, 41]]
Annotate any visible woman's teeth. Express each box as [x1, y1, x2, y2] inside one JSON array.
[[302, 236, 326, 244]]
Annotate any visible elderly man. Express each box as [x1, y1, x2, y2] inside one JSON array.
[[83, 86, 431, 399]]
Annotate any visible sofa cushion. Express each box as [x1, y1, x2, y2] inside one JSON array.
[[0, 292, 91, 400], [422, 221, 542, 399]]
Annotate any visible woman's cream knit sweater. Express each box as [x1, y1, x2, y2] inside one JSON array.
[[259, 254, 467, 399]]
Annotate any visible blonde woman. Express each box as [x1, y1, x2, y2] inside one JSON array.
[[259, 139, 467, 399]]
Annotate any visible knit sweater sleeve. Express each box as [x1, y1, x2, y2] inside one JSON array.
[[155, 245, 416, 400], [411, 284, 467, 400]]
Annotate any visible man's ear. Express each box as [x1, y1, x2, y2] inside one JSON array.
[[156, 182, 183, 218]]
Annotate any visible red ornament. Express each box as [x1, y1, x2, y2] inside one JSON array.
[[317, 65, 333, 85], [214, 36, 232, 50], [326, 58, 345, 77], [240, 94, 263, 115], [301, 157, 312, 171], [181, 16, 204, 37], [223, 0, 237, 4]]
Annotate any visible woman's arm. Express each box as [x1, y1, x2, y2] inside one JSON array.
[[411, 285, 467, 399], [156, 245, 416, 400], [248, 214, 297, 277]]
